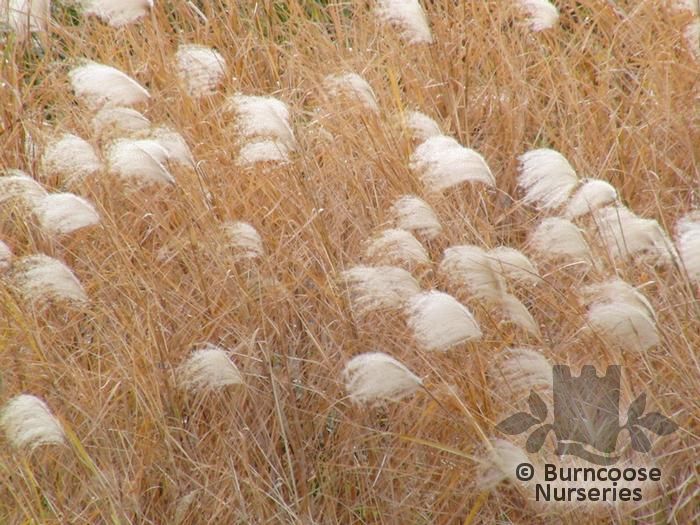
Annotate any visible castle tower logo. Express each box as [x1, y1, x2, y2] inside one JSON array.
[[497, 365, 678, 465]]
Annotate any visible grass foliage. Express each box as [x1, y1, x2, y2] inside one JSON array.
[[0, 0, 698, 523]]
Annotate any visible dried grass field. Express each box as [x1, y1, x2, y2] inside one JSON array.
[[0, 0, 699, 523]]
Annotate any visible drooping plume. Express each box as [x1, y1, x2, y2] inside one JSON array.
[[405, 290, 482, 351], [593, 206, 676, 265], [147, 127, 194, 167], [479, 439, 534, 489], [175, 44, 227, 97], [487, 246, 541, 285], [586, 302, 659, 353], [0, 394, 65, 450], [491, 347, 552, 398], [0, 0, 50, 39], [364, 229, 430, 268], [0, 170, 48, 205], [324, 73, 380, 113], [341, 265, 421, 316], [440, 245, 538, 335], [92, 106, 151, 139], [0, 240, 12, 271], [517, 148, 578, 210], [582, 279, 659, 352], [676, 212, 700, 284], [226, 94, 295, 148], [122, 138, 169, 164], [376, 0, 433, 44], [674, 1, 700, 59], [672, 0, 699, 12], [69, 62, 150, 109], [343, 352, 422, 405], [177, 344, 244, 392], [440, 245, 507, 302], [500, 293, 540, 336], [564, 179, 618, 219], [106, 139, 175, 186], [514, 0, 559, 32], [12, 254, 88, 304], [684, 19, 700, 60], [410, 135, 495, 192], [582, 279, 657, 322], [81, 0, 153, 27], [221, 221, 264, 260], [405, 110, 442, 142], [529, 217, 591, 263], [237, 140, 292, 166], [32, 193, 101, 236], [41, 133, 102, 184], [390, 195, 442, 240]]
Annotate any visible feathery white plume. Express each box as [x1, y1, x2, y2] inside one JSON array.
[[92, 106, 151, 138], [410, 135, 494, 192], [593, 206, 676, 265], [517, 148, 578, 210], [564, 179, 618, 219], [0, 0, 50, 38], [582, 278, 658, 352], [0, 171, 48, 205], [676, 212, 700, 283], [479, 439, 534, 489], [390, 195, 442, 240], [343, 352, 422, 405], [500, 293, 540, 335], [487, 246, 540, 285], [341, 265, 421, 316], [405, 110, 441, 142], [586, 301, 659, 352], [376, 0, 433, 44], [237, 139, 291, 166], [365, 228, 430, 268], [175, 44, 227, 97], [684, 19, 700, 60], [33, 193, 100, 236], [41, 133, 102, 184], [129, 130, 194, 170], [529, 217, 591, 262], [673, 0, 699, 12], [125, 139, 169, 163], [492, 347, 552, 397], [515, 0, 559, 32], [148, 127, 194, 167], [106, 139, 175, 186], [582, 279, 657, 322], [405, 290, 482, 351], [675, 211, 700, 236], [0, 395, 65, 450], [440, 245, 507, 302], [0, 240, 12, 271], [69, 62, 150, 109], [324, 73, 379, 113], [177, 344, 243, 392], [173, 491, 199, 525], [221, 221, 264, 260], [13, 255, 88, 304], [440, 245, 539, 335], [227, 94, 295, 148], [81, 0, 153, 27]]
